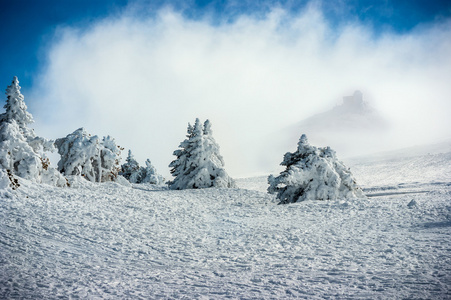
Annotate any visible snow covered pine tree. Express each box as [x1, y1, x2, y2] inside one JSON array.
[[141, 159, 164, 185], [55, 128, 122, 182], [168, 118, 235, 189], [268, 134, 365, 204], [0, 76, 67, 187], [120, 150, 164, 185], [121, 150, 140, 181]]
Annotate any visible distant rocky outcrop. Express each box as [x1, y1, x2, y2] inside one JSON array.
[[298, 91, 387, 133], [280, 91, 390, 159], [336, 90, 367, 112]]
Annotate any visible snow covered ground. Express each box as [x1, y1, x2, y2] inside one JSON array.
[[1, 146, 450, 298]]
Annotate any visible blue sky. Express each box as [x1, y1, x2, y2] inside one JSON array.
[[1, 0, 451, 92], [1, 0, 451, 176]]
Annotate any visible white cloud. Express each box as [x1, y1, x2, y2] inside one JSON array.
[[30, 4, 451, 177]]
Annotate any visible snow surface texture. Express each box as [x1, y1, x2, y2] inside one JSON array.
[[0, 169, 11, 192], [168, 118, 236, 189], [268, 134, 365, 204], [1, 144, 450, 299], [0, 77, 66, 187], [55, 128, 122, 183]]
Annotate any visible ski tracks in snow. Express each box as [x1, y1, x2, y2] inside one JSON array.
[[1, 175, 451, 298]]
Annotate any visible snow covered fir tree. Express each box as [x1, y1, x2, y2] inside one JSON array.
[[121, 150, 140, 181], [168, 118, 236, 190], [55, 128, 122, 182], [0, 76, 67, 187], [120, 150, 164, 185], [268, 134, 365, 204], [141, 159, 164, 185]]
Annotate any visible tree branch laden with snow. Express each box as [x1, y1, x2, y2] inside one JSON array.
[[55, 128, 122, 182]]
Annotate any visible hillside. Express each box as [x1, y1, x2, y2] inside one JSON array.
[[277, 91, 390, 159], [1, 146, 450, 299]]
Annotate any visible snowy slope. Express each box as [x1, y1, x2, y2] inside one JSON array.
[[345, 141, 451, 191], [1, 149, 451, 299]]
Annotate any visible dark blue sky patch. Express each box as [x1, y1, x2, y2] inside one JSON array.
[[0, 0, 450, 95]]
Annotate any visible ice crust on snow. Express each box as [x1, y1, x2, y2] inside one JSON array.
[[269, 134, 364, 204]]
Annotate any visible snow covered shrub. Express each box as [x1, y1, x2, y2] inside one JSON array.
[[55, 128, 122, 182], [120, 150, 164, 185], [168, 118, 236, 190], [141, 159, 165, 185], [121, 150, 140, 181], [268, 134, 365, 204], [0, 77, 67, 187], [101, 135, 123, 181]]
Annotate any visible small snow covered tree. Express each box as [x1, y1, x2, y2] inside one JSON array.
[[0, 77, 67, 187], [0, 76, 33, 133], [55, 128, 122, 182], [120, 150, 140, 180], [120, 150, 164, 185], [268, 134, 365, 204], [168, 118, 235, 190], [201, 119, 235, 187], [129, 166, 146, 184], [100, 135, 122, 181], [141, 159, 165, 185], [168, 122, 194, 182]]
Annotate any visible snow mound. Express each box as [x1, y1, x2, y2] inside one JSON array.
[[113, 175, 131, 187]]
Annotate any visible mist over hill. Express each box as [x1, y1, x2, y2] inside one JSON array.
[[300, 91, 388, 131], [267, 91, 388, 162]]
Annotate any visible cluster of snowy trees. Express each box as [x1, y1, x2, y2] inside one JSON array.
[[121, 150, 164, 185], [0, 77, 163, 187], [1, 76, 364, 203]]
